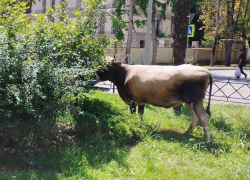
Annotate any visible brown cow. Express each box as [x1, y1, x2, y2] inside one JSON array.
[[97, 62, 213, 140]]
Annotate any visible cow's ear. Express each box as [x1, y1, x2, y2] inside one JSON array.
[[113, 61, 121, 67]]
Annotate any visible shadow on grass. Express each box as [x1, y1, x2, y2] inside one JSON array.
[[0, 137, 131, 179], [151, 129, 196, 142], [151, 129, 231, 156], [0, 95, 137, 178], [144, 104, 230, 155], [36, 137, 130, 175], [0, 96, 236, 178]]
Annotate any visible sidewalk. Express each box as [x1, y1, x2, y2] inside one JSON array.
[[205, 64, 250, 70]]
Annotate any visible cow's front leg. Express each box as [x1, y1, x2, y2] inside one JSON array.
[[129, 101, 136, 114], [186, 108, 199, 134], [138, 105, 145, 120]]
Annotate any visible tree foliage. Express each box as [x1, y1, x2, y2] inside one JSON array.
[[112, 0, 170, 64], [112, 0, 168, 42], [135, 0, 169, 64], [0, 0, 112, 148], [199, 0, 250, 45]]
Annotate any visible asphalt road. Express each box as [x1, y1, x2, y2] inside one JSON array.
[[207, 69, 250, 104], [210, 69, 249, 81]]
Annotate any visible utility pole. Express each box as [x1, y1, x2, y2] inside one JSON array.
[[144, 0, 153, 65]]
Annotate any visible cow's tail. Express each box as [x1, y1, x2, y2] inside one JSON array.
[[200, 69, 213, 116], [205, 71, 213, 116]]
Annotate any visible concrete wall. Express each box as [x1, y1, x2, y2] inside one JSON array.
[[106, 48, 249, 65], [32, 0, 44, 13], [161, 19, 172, 35], [192, 48, 246, 64]]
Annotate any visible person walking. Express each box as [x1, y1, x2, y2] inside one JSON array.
[[238, 48, 247, 79]]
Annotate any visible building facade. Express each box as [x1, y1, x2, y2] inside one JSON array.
[[30, 0, 174, 48]]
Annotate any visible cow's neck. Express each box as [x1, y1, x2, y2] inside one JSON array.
[[109, 65, 126, 87]]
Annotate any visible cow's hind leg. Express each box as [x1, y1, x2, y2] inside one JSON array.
[[138, 105, 145, 120], [129, 101, 136, 114], [190, 101, 210, 140]]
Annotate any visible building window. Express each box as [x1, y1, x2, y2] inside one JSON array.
[[111, 28, 118, 34], [156, 20, 162, 37], [140, 40, 145, 48], [25, 1, 32, 13], [112, 0, 116, 8], [98, 18, 105, 34], [76, 0, 82, 9], [42, 0, 46, 13], [51, 0, 55, 8], [99, 3, 106, 9]]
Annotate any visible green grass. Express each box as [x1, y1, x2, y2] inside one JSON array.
[[1, 91, 250, 180]]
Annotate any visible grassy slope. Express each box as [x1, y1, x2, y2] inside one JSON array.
[[1, 91, 250, 180]]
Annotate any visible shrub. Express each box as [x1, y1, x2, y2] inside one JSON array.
[[158, 32, 169, 38], [200, 37, 214, 48], [0, 0, 112, 148]]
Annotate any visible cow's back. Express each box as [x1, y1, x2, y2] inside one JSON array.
[[122, 64, 211, 107]]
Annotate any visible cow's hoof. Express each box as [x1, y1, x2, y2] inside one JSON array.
[[185, 128, 193, 134], [204, 134, 210, 141]]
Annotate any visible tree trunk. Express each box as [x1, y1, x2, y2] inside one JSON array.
[[211, 38, 218, 66], [151, 13, 157, 65], [241, 0, 249, 56], [224, 0, 235, 66], [172, 0, 190, 65], [225, 40, 233, 66], [211, 0, 220, 66], [125, 0, 134, 64], [172, 0, 189, 113]]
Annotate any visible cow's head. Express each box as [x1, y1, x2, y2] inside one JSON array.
[[97, 56, 121, 81]]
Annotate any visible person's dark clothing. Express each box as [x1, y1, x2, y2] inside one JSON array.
[[238, 53, 246, 66], [238, 53, 247, 78]]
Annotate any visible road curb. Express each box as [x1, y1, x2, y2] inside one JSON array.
[[206, 67, 250, 71]]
